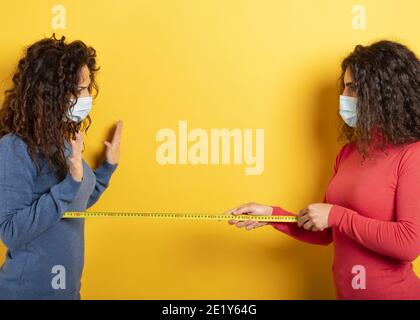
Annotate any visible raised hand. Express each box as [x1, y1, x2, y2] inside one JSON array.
[[103, 120, 123, 165], [69, 131, 84, 182]]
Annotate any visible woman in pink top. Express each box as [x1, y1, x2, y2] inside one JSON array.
[[225, 40, 420, 300]]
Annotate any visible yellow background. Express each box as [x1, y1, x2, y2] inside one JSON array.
[[0, 0, 419, 299]]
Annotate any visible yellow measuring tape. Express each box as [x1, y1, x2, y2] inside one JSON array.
[[63, 211, 297, 223]]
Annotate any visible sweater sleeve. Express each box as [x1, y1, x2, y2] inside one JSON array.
[[268, 145, 348, 246], [0, 136, 82, 249], [269, 198, 333, 246], [86, 159, 118, 209], [327, 144, 420, 262]]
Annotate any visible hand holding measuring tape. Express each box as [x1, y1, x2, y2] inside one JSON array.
[[224, 202, 333, 231], [224, 202, 274, 230]]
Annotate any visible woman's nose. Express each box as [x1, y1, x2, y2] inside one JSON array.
[[342, 88, 350, 96]]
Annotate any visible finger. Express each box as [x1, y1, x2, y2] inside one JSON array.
[[297, 213, 311, 227], [303, 220, 314, 230], [71, 134, 83, 156], [225, 209, 238, 226], [103, 141, 112, 149], [236, 219, 254, 228], [246, 220, 269, 230], [224, 207, 239, 215], [243, 220, 255, 227], [225, 203, 256, 226], [225, 206, 240, 225], [299, 208, 309, 216], [111, 120, 123, 145], [245, 222, 259, 230], [225, 202, 255, 214], [232, 205, 254, 215], [311, 226, 321, 232], [256, 222, 268, 228]]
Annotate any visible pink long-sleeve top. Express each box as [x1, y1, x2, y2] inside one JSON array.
[[269, 137, 420, 299]]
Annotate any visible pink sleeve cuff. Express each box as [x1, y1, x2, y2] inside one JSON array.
[[271, 206, 295, 216], [269, 206, 296, 226], [328, 204, 347, 227]]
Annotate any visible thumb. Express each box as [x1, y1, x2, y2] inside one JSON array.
[[103, 141, 112, 148], [233, 206, 253, 215]]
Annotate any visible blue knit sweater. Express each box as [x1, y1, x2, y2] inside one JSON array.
[[0, 133, 118, 299]]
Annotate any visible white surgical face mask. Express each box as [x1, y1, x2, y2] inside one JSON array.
[[66, 96, 93, 122], [339, 95, 358, 127]]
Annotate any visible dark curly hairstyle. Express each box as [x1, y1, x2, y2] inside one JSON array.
[[338, 40, 420, 158], [0, 34, 99, 178]]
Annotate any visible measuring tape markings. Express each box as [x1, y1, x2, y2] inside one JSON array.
[[63, 211, 297, 223]]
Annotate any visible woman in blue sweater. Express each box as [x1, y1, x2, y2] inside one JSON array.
[[0, 34, 122, 299]]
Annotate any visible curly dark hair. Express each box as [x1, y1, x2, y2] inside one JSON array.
[[0, 34, 99, 178], [338, 40, 420, 158]]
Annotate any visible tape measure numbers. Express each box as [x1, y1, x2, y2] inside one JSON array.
[[63, 211, 297, 223]]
